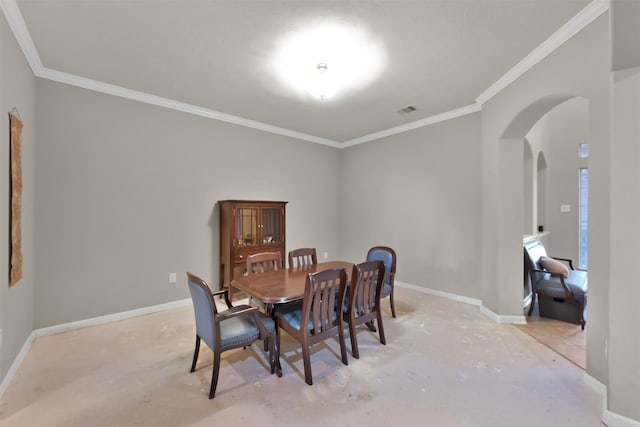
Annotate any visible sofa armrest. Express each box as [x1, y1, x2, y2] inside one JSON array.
[[530, 267, 573, 298], [549, 256, 574, 270]]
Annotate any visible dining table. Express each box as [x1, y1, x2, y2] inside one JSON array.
[[231, 261, 355, 377], [231, 261, 354, 305]]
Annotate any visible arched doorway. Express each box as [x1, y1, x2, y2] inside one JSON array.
[[512, 96, 590, 368]]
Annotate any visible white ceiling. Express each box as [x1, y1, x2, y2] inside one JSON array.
[[6, 0, 605, 146]]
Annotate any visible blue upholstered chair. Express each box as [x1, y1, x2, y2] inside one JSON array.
[[273, 268, 349, 385], [366, 246, 397, 318], [523, 241, 588, 329], [344, 260, 387, 359], [186, 272, 280, 399]]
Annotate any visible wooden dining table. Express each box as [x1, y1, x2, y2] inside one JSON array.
[[231, 261, 354, 305]]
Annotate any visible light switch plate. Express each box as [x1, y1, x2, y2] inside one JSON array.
[[560, 204, 571, 212]]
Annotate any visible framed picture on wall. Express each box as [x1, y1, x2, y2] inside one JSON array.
[[9, 111, 23, 287]]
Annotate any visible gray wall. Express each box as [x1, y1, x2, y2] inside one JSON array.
[[609, 0, 640, 418], [480, 9, 612, 400], [609, 2, 640, 416], [0, 13, 36, 380], [610, 66, 640, 423], [34, 80, 342, 327], [340, 113, 482, 299]]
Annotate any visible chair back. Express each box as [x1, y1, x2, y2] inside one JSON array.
[[524, 241, 548, 282], [349, 260, 385, 317], [289, 247, 318, 268], [524, 240, 547, 269], [366, 246, 396, 286], [247, 251, 282, 275], [303, 268, 347, 335], [186, 272, 219, 349]]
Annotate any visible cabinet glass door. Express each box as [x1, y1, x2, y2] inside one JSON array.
[[236, 207, 257, 246], [261, 208, 282, 245]]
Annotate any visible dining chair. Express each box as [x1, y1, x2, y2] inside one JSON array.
[[246, 251, 282, 275], [366, 246, 397, 318], [246, 251, 283, 350], [273, 268, 349, 385], [186, 272, 280, 399], [288, 247, 318, 268], [344, 260, 386, 359]]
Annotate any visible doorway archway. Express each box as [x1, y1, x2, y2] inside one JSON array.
[[506, 95, 590, 367]]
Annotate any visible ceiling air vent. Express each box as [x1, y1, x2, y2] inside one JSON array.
[[396, 105, 417, 114]]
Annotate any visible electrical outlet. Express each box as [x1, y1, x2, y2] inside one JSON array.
[[169, 273, 177, 283], [323, 251, 329, 260]]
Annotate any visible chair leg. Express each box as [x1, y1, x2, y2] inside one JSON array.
[[348, 319, 360, 359], [301, 340, 313, 385], [268, 331, 275, 375], [190, 336, 201, 373], [273, 327, 282, 377], [263, 304, 274, 352], [578, 295, 587, 330], [209, 350, 221, 399], [527, 293, 536, 316], [338, 321, 349, 366], [377, 311, 387, 345], [389, 290, 396, 318]]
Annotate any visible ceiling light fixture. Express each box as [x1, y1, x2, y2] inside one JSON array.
[[272, 22, 386, 101], [311, 62, 332, 101]]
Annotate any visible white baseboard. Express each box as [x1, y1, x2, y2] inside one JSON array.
[[0, 330, 36, 397], [604, 410, 640, 427], [0, 298, 192, 399], [33, 298, 191, 338], [479, 305, 527, 324], [396, 281, 526, 324], [583, 372, 640, 427], [396, 281, 482, 306]]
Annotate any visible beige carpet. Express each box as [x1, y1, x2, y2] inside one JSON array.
[[0, 287, 603, 427]]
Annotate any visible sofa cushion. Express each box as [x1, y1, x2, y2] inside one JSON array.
[[539, 256, 570, 277]]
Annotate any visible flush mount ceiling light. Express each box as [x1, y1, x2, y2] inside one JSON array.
[[310, 62, 333, 100], [272, 22, 386, 101]]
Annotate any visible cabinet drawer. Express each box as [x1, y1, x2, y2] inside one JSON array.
[[234, 252, 249, 264]]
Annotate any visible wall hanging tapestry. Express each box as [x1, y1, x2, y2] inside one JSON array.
[[9, 111, 23, 287]]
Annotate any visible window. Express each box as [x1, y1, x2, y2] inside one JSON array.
[[579, 142, 589, 158], [579, 168, 588, 269]]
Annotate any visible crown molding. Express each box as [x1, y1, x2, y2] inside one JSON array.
[[38, 67, 343, 148], [2, 0, 609, 148], [0, 0, 41, 70], [341, 103, 482, 148], [475, 0, 609, 105]]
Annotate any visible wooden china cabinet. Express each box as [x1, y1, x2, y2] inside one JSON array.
[[218, 200, 287, 299]]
